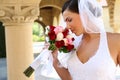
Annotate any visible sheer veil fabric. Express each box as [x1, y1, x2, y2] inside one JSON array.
[[78, 0, 105, 33]]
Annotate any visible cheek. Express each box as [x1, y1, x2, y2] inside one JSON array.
[[75, 19, 84, 29], [74, 22, 84, 34], [66, 22, 74, 28]]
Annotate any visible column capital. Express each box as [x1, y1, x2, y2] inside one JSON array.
[[0, 1, 41, 26]]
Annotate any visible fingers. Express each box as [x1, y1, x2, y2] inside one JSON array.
[[52, 49, 58, 59], [52, 49, 58, 54]]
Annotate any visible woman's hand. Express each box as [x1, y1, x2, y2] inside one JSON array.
[[52, 49, 58, 59], [52, 49, 60, 66], [52, 49, 72, 80]]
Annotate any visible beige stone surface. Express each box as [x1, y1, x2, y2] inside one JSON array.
[[0, 0, 41, 80]]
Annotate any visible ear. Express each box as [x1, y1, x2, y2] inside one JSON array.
[[87, 1, 102, 17]]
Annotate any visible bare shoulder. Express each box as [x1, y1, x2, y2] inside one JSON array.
[[107, 32, 120, 65], [107, 32, 120, 49], [107, 32, 120, 42]]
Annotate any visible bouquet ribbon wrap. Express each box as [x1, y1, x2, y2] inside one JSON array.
[[24, 49, 53, 77], [30, 49, 52, 70], [24, 34, 83, 78], [23, 48, 72, 78]]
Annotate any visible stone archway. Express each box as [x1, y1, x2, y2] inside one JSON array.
[[35, 19, 46, 34], [40, 0, 67, 10], [39, 0, 67, 26]]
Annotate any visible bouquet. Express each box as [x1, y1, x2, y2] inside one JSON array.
[[47, 25, 75, 53], [23, 25, 75, 77]]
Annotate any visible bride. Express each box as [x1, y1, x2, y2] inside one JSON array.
[[51, 0, 120, 80]]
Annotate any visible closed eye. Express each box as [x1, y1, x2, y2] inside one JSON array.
[[65, 17, 72, 22]]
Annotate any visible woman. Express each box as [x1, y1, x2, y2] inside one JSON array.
[[52, 0, 120, 80]]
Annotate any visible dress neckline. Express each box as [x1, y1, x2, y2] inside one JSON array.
[[75, 33, 102, 65]]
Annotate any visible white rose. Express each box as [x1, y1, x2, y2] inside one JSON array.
[[56, 32, 64, 41]]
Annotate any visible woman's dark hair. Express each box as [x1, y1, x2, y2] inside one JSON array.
[[62, 0, 79, 14]]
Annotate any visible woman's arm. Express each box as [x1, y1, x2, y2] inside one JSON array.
[[118, 52, 120, 66], [114, 34, 120, 66], [53, 59, 72, 80], [52, 50, 72, 80], [117, 34, 120, 66], [108, 33, 120, 66]]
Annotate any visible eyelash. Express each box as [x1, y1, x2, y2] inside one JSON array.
[[68, 19, 72, 22], [66, 18, 72, 22]]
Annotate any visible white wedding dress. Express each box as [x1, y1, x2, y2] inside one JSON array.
[[67, 33, 117, 80], [34, 33, 118, 80]]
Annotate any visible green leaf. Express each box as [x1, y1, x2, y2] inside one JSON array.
[[48, 44, 56, 51], [59, 46, 69, 53], [49, 40, 55, 44]]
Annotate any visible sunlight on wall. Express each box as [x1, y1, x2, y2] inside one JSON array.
[[58, 13, 66, 28], [53, 16, 58, 26]]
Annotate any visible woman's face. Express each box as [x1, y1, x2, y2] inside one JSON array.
[[63, 10, 85, 36]]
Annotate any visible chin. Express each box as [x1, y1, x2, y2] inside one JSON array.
[[75, 33, 82, 36], [75, 33, 79, 36]]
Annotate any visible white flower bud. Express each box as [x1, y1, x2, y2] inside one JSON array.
[[56, 32, 64, 41]]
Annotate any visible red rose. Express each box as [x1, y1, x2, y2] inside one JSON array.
[[66, 44, 74, 51], [62, 28, 69, 38], [50, 25, 55, 31], [48, 31, 56, 40], [55, 40, 65, 48]]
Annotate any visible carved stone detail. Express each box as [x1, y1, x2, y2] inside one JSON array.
[[0, 5, 39, 23], [0, 10, 5, 16]]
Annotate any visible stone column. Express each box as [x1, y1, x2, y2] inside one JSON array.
[[114, 0, 120, 33], [0, 0, 41, 80]]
